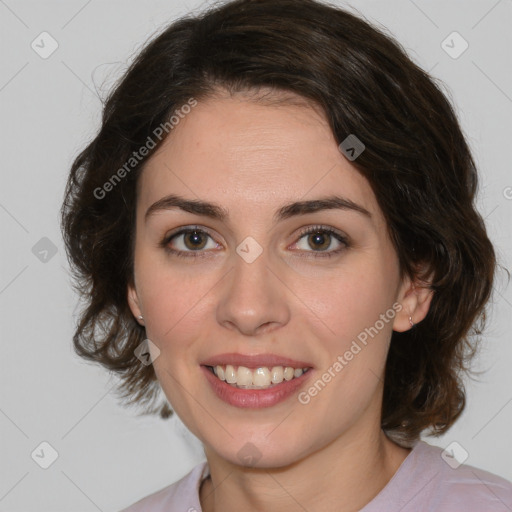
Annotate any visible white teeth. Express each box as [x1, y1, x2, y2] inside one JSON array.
[[237, 366, 253, 386], [253, 367, 270, 386], [283, 367, 294, 381], [212, 364, 308, 389], [225, 364, 236, 383], [271, 366, 284, 384], [216, 365, 225, 381]]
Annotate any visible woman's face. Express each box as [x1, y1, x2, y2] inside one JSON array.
[[128, 90, 421, 467]]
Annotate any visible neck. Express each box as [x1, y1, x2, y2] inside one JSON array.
[[200, 423, 411, 512]]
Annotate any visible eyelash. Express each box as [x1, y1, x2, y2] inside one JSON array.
[[159, 224, 349, 260]]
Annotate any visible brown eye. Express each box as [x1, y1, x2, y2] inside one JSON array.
[[161, 227, 218, 258], [182, 230, 208, 250], [306, 231, 332, 251], [293, 225, 349, 259]]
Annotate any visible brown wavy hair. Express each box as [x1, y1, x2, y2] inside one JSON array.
[[60, 0, 499, 445]]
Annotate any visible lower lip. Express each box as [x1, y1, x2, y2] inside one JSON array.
[[201, 366, 313, 409]]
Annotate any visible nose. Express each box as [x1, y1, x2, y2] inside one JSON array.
[[216, 247, 291, 337]]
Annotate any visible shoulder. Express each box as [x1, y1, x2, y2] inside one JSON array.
[[414, 441, 512, 510], [363, 440, 512, 511], [118, 461, 209, 512]]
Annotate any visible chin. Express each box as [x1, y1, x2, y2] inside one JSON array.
[[206, 432, 310, 469]]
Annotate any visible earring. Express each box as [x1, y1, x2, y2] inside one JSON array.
[[138, 315, 144, 321], [409, 316, 414, 327]]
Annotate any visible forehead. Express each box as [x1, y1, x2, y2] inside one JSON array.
[[137, 92, 383, 227]]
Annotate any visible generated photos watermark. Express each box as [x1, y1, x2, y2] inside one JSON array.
[[93, 97, 198, 200], [298, 301, 403, 405]]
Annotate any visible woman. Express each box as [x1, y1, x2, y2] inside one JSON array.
[[60, 0, 512, 510]]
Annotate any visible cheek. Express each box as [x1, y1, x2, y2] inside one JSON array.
[[295, 258, 397, 343], [136, 258, 220, 358], [295, 257, 398, 412], [299, 270, 395, 420], [140, 269, 209, 409]]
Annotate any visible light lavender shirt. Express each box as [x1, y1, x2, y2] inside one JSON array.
[[119, 440, 512, 511]]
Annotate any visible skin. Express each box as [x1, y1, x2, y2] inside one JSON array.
[[127, 88, 433, 512]]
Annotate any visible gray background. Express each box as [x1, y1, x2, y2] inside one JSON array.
[[0, 0, 511, 510]]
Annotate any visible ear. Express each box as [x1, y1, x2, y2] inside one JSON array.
[[127, 281, 144, 324], [392, 266, 434, 333]]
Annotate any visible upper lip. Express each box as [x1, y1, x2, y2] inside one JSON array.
[[201, 353, 313, 369]]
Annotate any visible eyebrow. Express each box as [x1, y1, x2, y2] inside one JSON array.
[[144, 193, 372, 224]]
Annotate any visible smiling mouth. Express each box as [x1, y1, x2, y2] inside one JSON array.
[[204, 364, 311, 390]]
